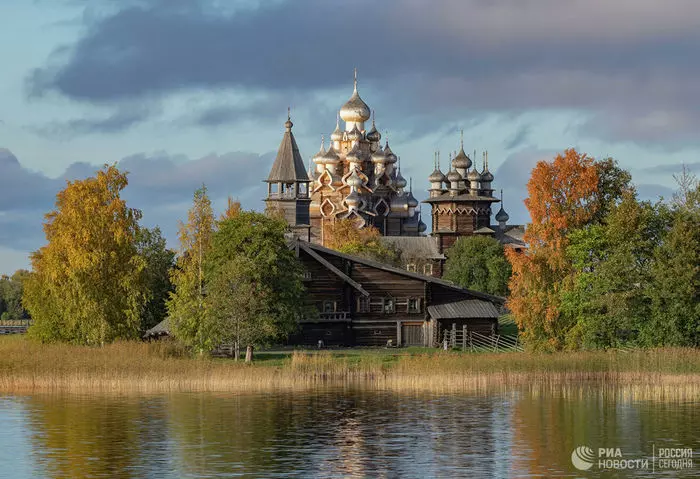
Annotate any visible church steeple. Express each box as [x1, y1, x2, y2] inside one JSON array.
[[265, 112, 311, 240]]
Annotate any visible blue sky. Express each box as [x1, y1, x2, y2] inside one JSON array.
[[1, 0, 699, 274]]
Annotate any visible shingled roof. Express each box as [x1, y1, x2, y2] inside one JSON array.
[[266, 117, 310, 183]]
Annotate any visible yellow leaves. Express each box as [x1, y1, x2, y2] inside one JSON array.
[[24, 165, 146, 344]]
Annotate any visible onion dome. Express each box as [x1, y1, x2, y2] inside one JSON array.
[[312, 137, 326, 164], [467, 166, 481, 181], [366, 112, 381, 142], [371, 147, 387, 164], [346, 142, 362, 163], [481, 151, 494, 181], [407, 191, 419, 208], [339, 70, 371, 123], [345, 168, 364, 188], [395, 169, 408, 189], [330, 115, 343, 142], [495, 206, 509, 223], [322, 144, 340, 164], [345, 190, 362, 209], [347, 124, 362, 141], [383, 141, 396, 160], [453, 148, 472, 170], [391, 194, 409, 211], [428, 167, 447, 183], [418, 219, 427, 233], [447, 168, 463, 183]]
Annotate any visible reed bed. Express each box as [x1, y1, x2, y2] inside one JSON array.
[[0, 336, 698, 396]]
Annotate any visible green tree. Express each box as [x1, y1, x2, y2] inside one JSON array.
[[166, 186, 214, 353], [443, 236, 511, 296], [562, 193, 665, 349], [205, 211, 306, 361], [0, 269, 30, 321], [644, 172, 700, 346], [24, 165, 147, 345], [136, 227, 175, 332], [592, 157, 634, 224]]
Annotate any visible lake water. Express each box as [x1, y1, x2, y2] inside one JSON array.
[[0, 385, 697, 478]]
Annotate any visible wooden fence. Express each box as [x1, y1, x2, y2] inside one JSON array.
[[0, 319, 32, 335], [441, 324, 523, 353]]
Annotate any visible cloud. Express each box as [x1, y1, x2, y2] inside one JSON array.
[[27, 0, 700, 144], [0, 147, 275, 269], [31, 105, 153, 138]]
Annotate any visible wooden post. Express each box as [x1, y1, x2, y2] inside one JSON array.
[[494, 335, 499, 352], [469, 331, 473, 352], [462, 325, 467, 351], [245, 345, 254, 363], [451, 323, 456, 348], [396, 322, 402, 347]]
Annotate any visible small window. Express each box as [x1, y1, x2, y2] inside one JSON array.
[[302, 271, 312, 281], [322, 301, 336, 313], [357, 296, 370, 313], [383, 298, 395, 314], [406, 263, 417, 273], [423, 264, 433, 276], [408, 298, 421, 313]]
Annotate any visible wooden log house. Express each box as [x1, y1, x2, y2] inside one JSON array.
[[290, 240, 504, 347]]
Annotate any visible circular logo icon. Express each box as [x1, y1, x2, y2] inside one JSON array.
[[572, 445, 596, 471]]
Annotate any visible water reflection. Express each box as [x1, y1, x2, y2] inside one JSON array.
[[0, 385, 696, 478]]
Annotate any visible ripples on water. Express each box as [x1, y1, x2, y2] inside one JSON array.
[[0, 386, 697, 478]]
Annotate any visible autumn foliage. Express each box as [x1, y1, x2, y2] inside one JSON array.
[[506, 149, 599, 350], [325, 219, 400, 265]]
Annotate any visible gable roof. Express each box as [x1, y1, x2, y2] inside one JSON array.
[[380, 236, 445, 260], [266, 121, 310, 183], [296, 240, 505, 305], [428, 300, 500, 319]]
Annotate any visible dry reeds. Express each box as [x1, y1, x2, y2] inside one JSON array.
[[0, 336, 698, 396]]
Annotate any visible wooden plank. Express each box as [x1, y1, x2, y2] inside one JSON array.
[[300, 245, 370, 297]]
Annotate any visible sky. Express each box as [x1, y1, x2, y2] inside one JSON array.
[[1, 0, 699, 274]]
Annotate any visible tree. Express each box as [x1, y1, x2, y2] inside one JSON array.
[[205, 257, 271, 361], [325, 219, 401, 265], [24, 165, 147, 345], [136, 227, 175, 332], [0, 270, 30, 321], [443, 236, 511, 296], [220, 196, 241, 221], [506, 149, 599, 351], [644, 175, 700, 347], [562, 193, 664, 349], [205, 211, 307, 361], [166, 186, 215, 353], [591, 157, 634, 224]]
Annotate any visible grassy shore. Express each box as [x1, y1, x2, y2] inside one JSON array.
[[1, 336, 698, 395]]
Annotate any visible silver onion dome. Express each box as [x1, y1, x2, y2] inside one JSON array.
[[322, 145, 340, 164], [339, 71, 371, 124], [481, 168, 494, 182], [330, 114, 343, 142], [371, 147, 387, 164], [347, 124, 362, 141], [453, 148, 472, 170], [383, 141, 396, 161], [366, 113, 381, 142], [345, 190, 362, 209], [346, 168, 364, 188], [407, 191, 419, 208], [395, 170, 408, 189], [447, 168, 462, 183], [467, 167, 481, 181], [312, 137, 326, 164], [418, 219, 427, 233], [428, 167, 447, 183], [495, 206, 509, 223]]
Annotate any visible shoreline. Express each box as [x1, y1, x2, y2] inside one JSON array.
[[1, 336, 698, 395]]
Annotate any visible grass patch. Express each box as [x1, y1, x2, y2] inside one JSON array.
[[0, 336, 698, 395]]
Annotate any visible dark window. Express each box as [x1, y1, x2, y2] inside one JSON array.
[[423, 264, 433, 276], [408, 298, 421, 313], [383, 298, 395, 314], [357, 296, 370, 313], [322, 301, 336, 313]]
